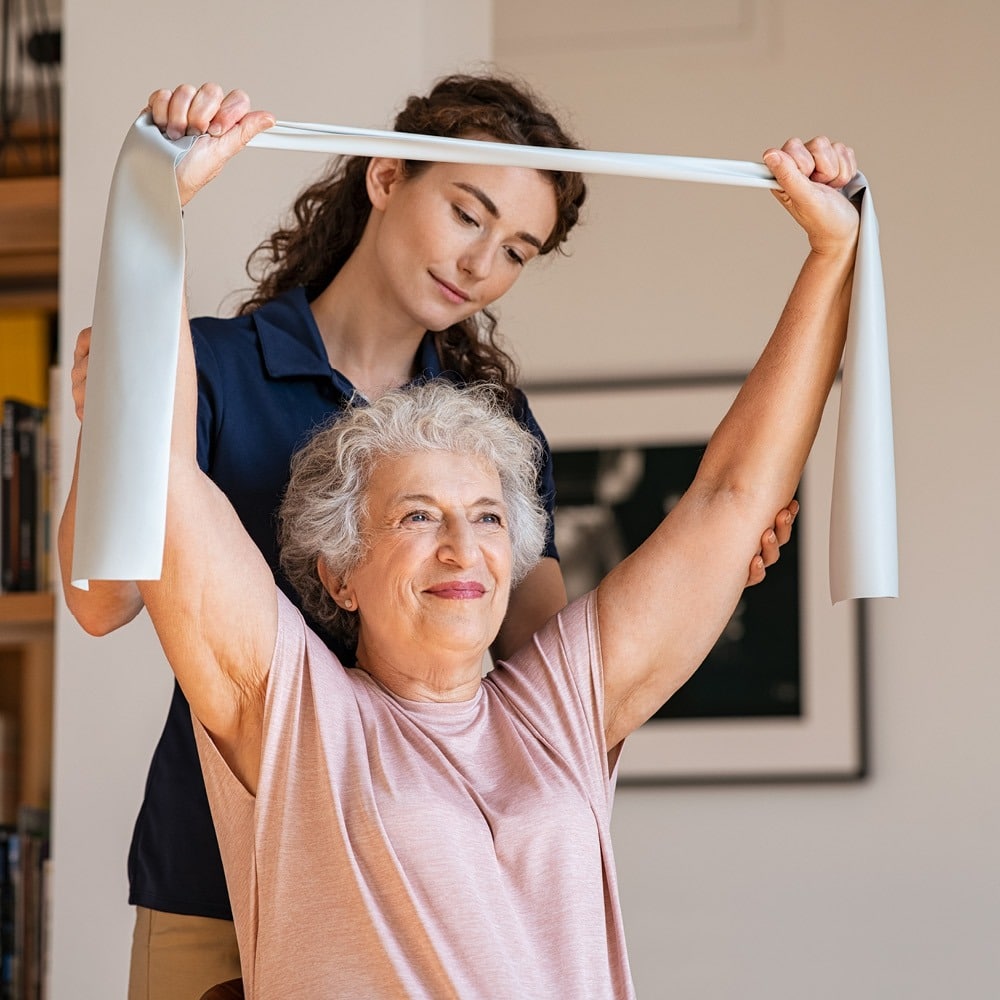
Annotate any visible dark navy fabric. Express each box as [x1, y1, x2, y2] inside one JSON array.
[[127, 286, 560, 919]]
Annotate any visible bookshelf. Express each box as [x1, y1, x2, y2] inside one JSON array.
[[0, 155, 58, 784], [0, 155, 59, 990], [0, 169, 58, 805]]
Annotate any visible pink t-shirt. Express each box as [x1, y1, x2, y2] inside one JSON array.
[[194, 589, 635, 999]]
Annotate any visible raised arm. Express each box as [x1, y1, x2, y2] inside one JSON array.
[[136, 295, 278, 793], [57, 88, 278, 791], [58, 311, 277, 794], [600, 137, 860, 750]]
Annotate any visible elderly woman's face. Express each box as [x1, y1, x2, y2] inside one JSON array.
[[342, 449, 513, 664]]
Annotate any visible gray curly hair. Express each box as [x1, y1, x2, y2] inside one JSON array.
[[278, 380, 547, 647]]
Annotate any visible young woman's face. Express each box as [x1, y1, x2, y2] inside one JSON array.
[[368, 158, 558, 332]]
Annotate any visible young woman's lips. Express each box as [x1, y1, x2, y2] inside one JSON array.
[[431, 273, 470, 304], [426, 581, 486, 599]]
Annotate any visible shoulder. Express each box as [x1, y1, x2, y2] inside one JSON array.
[[488, 592, 611, 782], [497, 591, 601, 692], [269, 590, 351, 693], [527, 591, 600, 664], [191, 307, 258, 380], [192, 287, 320, 387], [191, 287, 311, 350]]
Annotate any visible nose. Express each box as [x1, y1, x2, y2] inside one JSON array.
[[437, 517, 478, 567], [458, 239, 492, 281]]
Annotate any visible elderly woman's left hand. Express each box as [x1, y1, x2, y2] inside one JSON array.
[[762, 136, 860, 256]]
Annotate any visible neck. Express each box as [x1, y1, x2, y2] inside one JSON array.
[[356, 641, 485, 703], [310, 247, 429, 400]]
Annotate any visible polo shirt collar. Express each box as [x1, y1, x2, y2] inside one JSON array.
[[255, 286, 447, 385]]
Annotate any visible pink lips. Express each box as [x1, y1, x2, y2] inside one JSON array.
[[431, 273, 470, 304], [425, 581, 486, 600]]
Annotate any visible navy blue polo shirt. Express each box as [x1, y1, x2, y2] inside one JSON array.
[[127, 286, 560, 920]]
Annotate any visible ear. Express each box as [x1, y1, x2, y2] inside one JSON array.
[[366, 157, 405, 211], [317, 559, 357, 611]]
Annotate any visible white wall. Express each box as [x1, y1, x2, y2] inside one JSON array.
[[495, 1, 999, 997], [52, 2, 490, 993]]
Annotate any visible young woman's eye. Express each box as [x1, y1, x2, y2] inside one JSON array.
[[504, 247, 526, 266], [453, 205, 478, 227]]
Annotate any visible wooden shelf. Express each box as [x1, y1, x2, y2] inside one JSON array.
[[1, 117, 59, 178], [0, 592, 55, 627], [0, 176, 59, 309]]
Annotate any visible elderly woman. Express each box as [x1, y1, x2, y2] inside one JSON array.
[[59, 100, 859, 995]]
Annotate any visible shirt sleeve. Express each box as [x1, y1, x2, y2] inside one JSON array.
[[490, 592, 615, 809]]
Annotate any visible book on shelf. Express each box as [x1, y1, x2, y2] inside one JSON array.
[[2, 400, 46, 594], [0, 313, 52, 412], [0, 307, 56, 597], [0, 807, 49, 1000]]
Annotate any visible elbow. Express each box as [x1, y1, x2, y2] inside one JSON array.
[[693, 454, 794, 519], [63, 587, 143, 637], [687, 474, 788, 541], [690, 474, 765, 515], [74, 612, 123, 638], [66, 604, 117, 638]]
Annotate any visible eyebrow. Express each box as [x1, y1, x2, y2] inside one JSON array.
[[394, 492, 506, 509], [452, 182, 544, 252]]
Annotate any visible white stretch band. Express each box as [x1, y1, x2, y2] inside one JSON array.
[[72, 114, 897, 602]]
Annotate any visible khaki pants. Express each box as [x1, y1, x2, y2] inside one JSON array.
[[128, 907, 241, 1000]]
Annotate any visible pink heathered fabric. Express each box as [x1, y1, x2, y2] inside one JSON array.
[[194, 589, 635, 999]]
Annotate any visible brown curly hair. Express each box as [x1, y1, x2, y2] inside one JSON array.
[[238, 72, 587, 398]]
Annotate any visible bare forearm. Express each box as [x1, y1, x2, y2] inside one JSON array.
[[696, 244, 854, 515], [57, 438, 144, 635]]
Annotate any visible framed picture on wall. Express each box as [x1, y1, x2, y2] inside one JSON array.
[[527, 375, 867, 784]]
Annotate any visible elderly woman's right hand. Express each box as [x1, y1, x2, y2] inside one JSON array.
[[146, 83, 275, 206]]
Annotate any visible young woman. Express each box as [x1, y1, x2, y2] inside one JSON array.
[[61, 77, 796, 998]]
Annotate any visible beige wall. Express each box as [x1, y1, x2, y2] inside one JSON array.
[[52, 2, 490, 993], [495, 1, 999, 997]]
